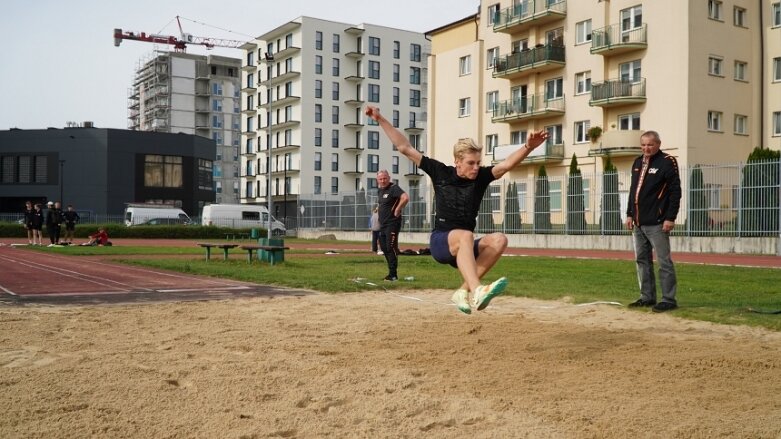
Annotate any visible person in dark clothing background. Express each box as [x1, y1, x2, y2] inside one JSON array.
[[45, 201, 63, 246], [62, 205, 80, 245], [376, 170, 409, 281], [625, 130, 682, 313], [23, 201, 35, 245]]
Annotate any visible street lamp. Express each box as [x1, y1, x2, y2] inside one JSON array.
[[265, 51, 274, 240]]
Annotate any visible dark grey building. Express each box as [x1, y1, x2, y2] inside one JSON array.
[[0, 127, 215, 216]]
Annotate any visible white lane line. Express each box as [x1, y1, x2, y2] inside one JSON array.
[[0, 255, 140, 292]]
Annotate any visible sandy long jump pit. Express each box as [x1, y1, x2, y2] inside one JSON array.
[[0, 289, 780, 438]]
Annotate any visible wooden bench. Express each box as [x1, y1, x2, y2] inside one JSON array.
[[239, 244, 290, 265], [197, 242, 239, 261]]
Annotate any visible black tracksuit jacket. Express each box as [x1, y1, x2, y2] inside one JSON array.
[[626, 151, 682, 226]]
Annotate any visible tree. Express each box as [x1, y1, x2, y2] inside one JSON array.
[[566, 154, 586, 234], [504, 181, 521, 233], [601, 156, 622, 234], [688, 165, 708, 236], [534, 166, 552, 233], [739, 148, 780, 236]]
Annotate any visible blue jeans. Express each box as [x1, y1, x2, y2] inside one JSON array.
[[633, 224, 677, 304]]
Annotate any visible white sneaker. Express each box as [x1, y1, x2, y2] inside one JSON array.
[[47, 244, 54, 247], [377, 250, 384, 255], [472, 277, 508, 311], [451, 289, 471, 315]]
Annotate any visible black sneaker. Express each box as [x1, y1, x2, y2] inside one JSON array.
[[383, 275, 398, 282], [652, 302, 678, 313], [628, 299, 656, 308]]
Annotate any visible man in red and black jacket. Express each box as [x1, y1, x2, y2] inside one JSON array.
[[625, 130, 681, 313]]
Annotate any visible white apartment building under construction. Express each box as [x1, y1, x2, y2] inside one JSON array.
[[128, 51, 243, 204], [240, 17, 430, 223]]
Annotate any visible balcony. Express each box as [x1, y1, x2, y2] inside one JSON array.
[[344, 121, 364, 129], [262, 70, 301, 87], [345, 50, 364, 59], [241, 84, 257, 93], [272, 94, 300, 107], [493, 141, 565, 164], [273, 45, 301, 60], [344, 97, 365, 106], [493, 0, 566, 34], [587, 129, 643, 157], [344, 144, 364, 153], [241, 63, 256, 72], [344, 74, 365, 82], [590, 78, 646, 108], [591, 23, 648, 56], [271, 119, 301, 130], [404, 122, 425, 133], [493, 44, 565, 79], [491, 94, 564, 123], [274, 143, 301, 153], [343, 168, 364, 175], [241, 106, 257, 115]]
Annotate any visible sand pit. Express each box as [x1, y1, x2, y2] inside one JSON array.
[[1, 290, 780, 438]]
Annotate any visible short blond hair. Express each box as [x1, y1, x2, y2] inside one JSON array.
[[453, 138, 482, 161]]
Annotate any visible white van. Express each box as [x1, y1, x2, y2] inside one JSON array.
[[201, 204, 286, 235], [124, 204, 191, 227]]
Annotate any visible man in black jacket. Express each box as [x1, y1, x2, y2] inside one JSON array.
[[376, 169, 409, 281], [625, 131, 681, 312]]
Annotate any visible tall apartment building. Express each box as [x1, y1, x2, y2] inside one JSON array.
[[128, 51, 243, 204], [427, 0, 781, 183], [240, 17, 430, 222]]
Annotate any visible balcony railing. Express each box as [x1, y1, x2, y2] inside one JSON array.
[[587, 129, 643, 157], [493, 44, 565, 79], [591, 23, 648, 55], [493, 0, 566, 33], [491, 94, 565, 123], [589, 78, 646, 107], [493, 141, 565, 164]]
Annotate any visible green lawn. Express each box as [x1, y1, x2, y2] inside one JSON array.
[[30, 242, 781, 331]]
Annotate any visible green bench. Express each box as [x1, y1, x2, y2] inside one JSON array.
[[239, 244, 290, 265], [197, 242, 239, 261]]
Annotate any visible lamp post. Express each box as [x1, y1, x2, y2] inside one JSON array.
[[265, 51, 274, 240], [59, 160, 65, 203]]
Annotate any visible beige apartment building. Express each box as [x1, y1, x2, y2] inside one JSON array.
[[427, 0, 781, 184]]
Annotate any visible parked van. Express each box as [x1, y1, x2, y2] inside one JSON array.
[[124, 204, 191, 227], [201, 204, 286, 235]]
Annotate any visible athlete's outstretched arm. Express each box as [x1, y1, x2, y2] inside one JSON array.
[[365, 105, 422, 166]]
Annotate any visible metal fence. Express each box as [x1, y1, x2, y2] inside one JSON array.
[[297, 159, 780, 237]]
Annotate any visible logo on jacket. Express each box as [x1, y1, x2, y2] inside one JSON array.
[[648, 168, 659, 174], [383, 194, 389, 198]]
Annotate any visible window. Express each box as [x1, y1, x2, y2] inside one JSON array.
[[516, 182, 528, 212], [545, 77, 564, 100], [459, 98, 471, 117], [618, 113, 640, 130], [708, 0, 723, 20], [774, 3, 781, 26], [620, 5, 642, 36], [487, 47, 499, 68], [410, 43, 421, 62], [486, 91, 498, 113], [368, 131, 380, 149], [734, 61, 747, 81], [510, 130, 527, 145], [734, 114, 748, 135], [459, 55, 471, 75], [331, 129, 339, 147], [332, 82, 339, 100], [392, 156, 399, 174], [315, 104, 322, 122], [709, 56, 724, 76], [285, 58, 293, 73], [484, 1, 504, 25], [332, 106, 339, 124], [333, 33, 340, 52], [246, 52, 254, 66], [212, 99, 222, 112], [331, 153, 339, 171], [246, 94, 253, 111], [368, 84, 380, 102], [332, 58, 340, 76], [315, 80, 322, 98], [550, 180, 562, 212], [774, 111, 781, 136], [246, 73, 254, 89], [546, 27, 564, 46], [393, 40, 400, 59], [392, 110, 399, 127], [393, 64, 400, 82], [315, 31, 323, 50], [314, 176, 322, 195], [410, 89, 420, 107], [246, 138, 254, 154], [369, 37, 380, 55], [331, 177, 339, 194], [368, 60, 380, 79], [708, 111, 723, 132], [315, 55, 322, 74], [285, 33, 293, 49], [393, 87, 400, 105], [576, 20, 592, 44], [315, 128, 322, 146], [545, 125, 563, 145], [410, 67, 421, 84], [485, 134, 498, 154], [774, 57, 781, 81], [620, 60, 642, 82], [368, 154, 380, 173], [575, 71, 591, 94], [733, 7, 747, 27], [284, 81, 293, 98], [575, 120, 591, 143], [144, 155, 183, 188], [314, 152, 322, 170]]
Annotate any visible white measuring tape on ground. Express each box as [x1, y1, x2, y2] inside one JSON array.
[[350, 277, 454, 308]]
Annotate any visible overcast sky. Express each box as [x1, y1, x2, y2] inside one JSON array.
[[1, 0, 479, 130]]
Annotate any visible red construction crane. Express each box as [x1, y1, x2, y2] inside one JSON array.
[[114, 16, 247, 52]]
